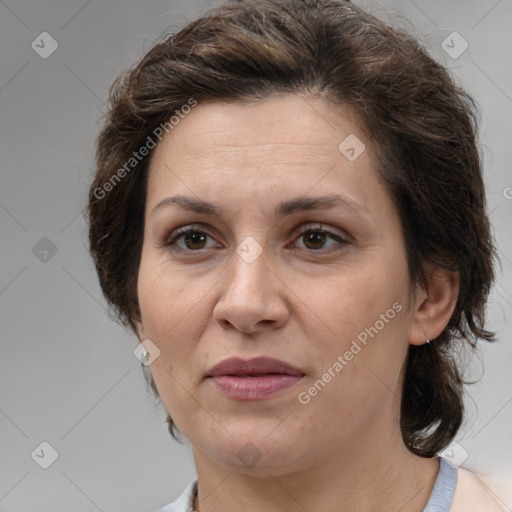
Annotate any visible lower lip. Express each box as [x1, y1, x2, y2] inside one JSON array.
[[209, 374, 303, 400]]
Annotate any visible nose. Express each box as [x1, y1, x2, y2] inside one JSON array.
[[213, 246, 289, 334]]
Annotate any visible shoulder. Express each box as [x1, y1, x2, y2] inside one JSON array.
[[451, 466, 510, 512], [154, 468, 511, 512], [154, 478, 197, 512]]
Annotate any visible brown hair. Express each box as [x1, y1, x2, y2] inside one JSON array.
[[87, 0, 497, 457]]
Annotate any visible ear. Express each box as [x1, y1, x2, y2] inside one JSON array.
[[408, 266, 460, 346]]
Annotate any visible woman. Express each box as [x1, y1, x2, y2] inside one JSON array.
[[87, 0, 505, 510]]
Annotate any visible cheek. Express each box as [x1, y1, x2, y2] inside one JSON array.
[[137, 254, 206, 334], [137, 258, 192, 372], [137, 259, 209, 427], [295, 285, 409, 441], [302, 252, 411, 391], [314, 262, 407, 339], [137, 253, 221, 384]]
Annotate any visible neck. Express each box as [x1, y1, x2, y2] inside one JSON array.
[[191, 424, 439, 512]]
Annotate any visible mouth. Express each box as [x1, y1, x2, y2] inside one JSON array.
[[206, 356, 305, 400]]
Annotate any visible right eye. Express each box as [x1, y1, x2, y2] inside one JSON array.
[[164, 226, 221, 252]]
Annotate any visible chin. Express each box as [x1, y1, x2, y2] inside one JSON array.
[[192, 417, 313, 474]]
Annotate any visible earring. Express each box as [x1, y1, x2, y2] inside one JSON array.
[[425, 339, 430, 344]]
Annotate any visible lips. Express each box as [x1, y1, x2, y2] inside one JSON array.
[[206, 356, 304, 377], [206, 357, 305, 400]]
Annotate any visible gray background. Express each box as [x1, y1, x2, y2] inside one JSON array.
[[1, 0, 511, 511]]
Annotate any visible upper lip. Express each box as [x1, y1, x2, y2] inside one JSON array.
[[206, 357, 304, 377]]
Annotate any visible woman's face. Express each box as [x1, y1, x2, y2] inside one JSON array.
[[137, 94, 418, 473]]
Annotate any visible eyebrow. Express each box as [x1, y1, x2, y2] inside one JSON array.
[[151, 194, 370, 219]]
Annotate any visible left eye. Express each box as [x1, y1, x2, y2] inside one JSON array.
[[290, 226, 348, 251]]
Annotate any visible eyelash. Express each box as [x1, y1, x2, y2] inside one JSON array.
[[164, 223, 350, 254]]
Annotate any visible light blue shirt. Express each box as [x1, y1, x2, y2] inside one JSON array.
[[156, 456, 457, 512], [423, 457, 457, 511]]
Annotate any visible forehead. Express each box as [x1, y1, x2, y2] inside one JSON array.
[[145, 94, 390, 221], [152, 95, 365, 162]]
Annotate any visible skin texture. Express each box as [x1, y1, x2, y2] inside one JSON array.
[[135, 94, 459, 512]]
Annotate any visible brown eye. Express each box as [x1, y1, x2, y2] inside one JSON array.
[[165, 227, 219, 251], [291, 225, 349, 252], [302, 231, 328, 250], [182, 231, 208, 250]]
